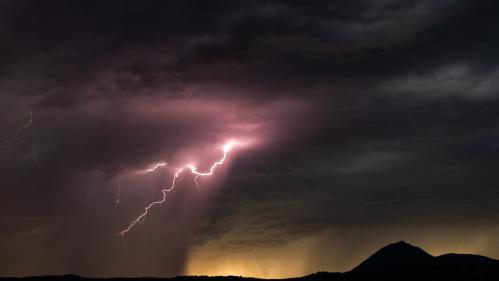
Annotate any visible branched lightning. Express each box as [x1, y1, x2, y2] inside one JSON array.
[[186, 140, 236, 177], [119, 140, 239, 235], [119, 168, 183, 235]]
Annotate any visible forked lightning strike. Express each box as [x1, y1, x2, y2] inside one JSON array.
[[119, 140, 239, 235], [187, 141, 235, 176], [119, 168, 183, 235]]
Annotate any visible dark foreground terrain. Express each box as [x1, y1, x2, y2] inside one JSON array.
[[3, 241, 499, 281]]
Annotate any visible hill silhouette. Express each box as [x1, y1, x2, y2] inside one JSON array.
[[2, 241, 498, 281], [343, 241, 499, 280], [351, 241, 434, 273]]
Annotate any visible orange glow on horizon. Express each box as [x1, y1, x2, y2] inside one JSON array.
[[186, 226, 499, 278]]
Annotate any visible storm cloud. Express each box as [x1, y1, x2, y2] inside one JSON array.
[[1, 0, 499, 278]]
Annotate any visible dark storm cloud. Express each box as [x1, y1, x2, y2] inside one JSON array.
[[1, 0, 499, 277]]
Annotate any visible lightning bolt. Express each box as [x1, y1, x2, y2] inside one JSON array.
[[116, 183, 122, 205], [119, 140, 239, 235], [186, 140, 236, 177], [119, 168, 183, 236], [140, 162, 167, 173], [0, 111, 32, 151]]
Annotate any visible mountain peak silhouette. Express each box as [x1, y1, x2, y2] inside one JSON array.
[[352, 241, 434, 272]]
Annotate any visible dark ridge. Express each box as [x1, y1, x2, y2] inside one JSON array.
[[2, 242, 499, 281], [434, 253, 499, 278], [436, 253, 498, 265]]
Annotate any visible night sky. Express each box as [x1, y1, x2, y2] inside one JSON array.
[[1, 0, 499, 278]]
